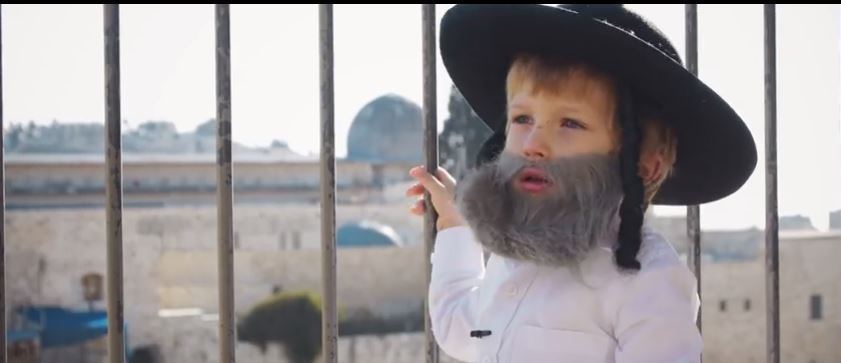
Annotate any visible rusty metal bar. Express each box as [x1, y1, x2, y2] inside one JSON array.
[[763, 4, 780, 363], [103, 4, 126, 363], [214, 4, 235, 363], [422, 4, 440, 363], [0, 5, 6, 363], [319, 4, 338, 363], [684, 3, 702, 336]]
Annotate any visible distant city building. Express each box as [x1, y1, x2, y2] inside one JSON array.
[[6, 94, 840, 363], [779, 214, 816, 231], [830, 210, 841, 230]]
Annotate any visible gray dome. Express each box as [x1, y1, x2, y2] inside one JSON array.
[[346, 94, 423, 162]]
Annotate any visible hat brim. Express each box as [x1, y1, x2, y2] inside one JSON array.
[[440, 4, 757, 205]]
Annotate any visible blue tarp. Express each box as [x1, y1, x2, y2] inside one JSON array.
[[8, 329, 39, 343], [15, 306, 126, 351]]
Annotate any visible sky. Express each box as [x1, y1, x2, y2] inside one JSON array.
[[3, 4, 840, 231]]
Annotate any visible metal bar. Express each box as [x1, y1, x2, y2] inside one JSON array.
[[763, 4, 780, 363], [319, 4, 338, 363], [422, 4, 440, 363], [0, 5, 6, 363], [214, 4, 235, 363], [684, 3, 702, 336], [103, 4, 126, 363]]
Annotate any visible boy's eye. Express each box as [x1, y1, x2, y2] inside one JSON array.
[[512, 115, 532, 125], [561, 118, 586, 130]]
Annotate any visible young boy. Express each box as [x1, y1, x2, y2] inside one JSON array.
[[406, 4, 757, 363]]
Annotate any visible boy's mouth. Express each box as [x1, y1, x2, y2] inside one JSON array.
[[515, 167, 553, 194]]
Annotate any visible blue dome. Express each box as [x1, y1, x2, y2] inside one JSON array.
[[337, 220, 403, 248]]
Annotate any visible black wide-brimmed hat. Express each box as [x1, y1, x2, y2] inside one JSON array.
[[440, 4, 757, 206]]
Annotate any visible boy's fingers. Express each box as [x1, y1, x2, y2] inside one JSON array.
[[409, 166, 446, 195], [409, 199, 426, 215], [435, 168, 457, 190], [405, 183, 425, 197]]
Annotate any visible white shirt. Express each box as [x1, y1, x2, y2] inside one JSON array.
[[429, 225, 702, 363]]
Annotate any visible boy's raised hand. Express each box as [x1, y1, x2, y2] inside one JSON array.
[[406, 166, 465, 231]]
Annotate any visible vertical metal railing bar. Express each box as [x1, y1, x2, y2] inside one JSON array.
[[0, 4, 6, 363], [684, 3, 703, 337], [422, 4, 440, 363], [214, 4, 236, 363], [103, 4, 126, 363], [319, 4, 338, 363], [763, 4, 780, 363]]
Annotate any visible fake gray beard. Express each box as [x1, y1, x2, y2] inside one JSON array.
[[455, 152, 624, 267]]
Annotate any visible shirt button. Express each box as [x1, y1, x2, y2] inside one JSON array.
[[505, 283, 519, 297]]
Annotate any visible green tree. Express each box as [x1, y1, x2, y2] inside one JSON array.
[[438, 86, 493, 180], [237, 291, 322, 363]]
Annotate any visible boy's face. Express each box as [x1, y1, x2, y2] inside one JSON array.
[[504, 72, 617, 195], [454, 66, 627, 266]]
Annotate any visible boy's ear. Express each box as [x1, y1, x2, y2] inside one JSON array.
[[638, 148, 665, 186]]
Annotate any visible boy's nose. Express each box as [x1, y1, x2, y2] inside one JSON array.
[[522, 129, 549, 160]]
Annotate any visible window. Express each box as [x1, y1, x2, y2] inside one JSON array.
[[744, 299, 751, 312], [810, 294, 823, 320], [719, 300, 727, 312], [292, 231, 301, 250], [278, 232, 287, 250]]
